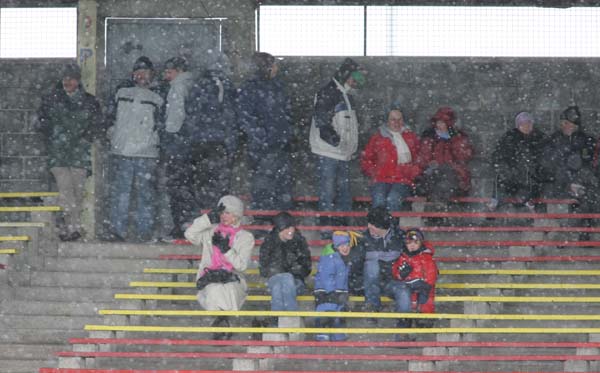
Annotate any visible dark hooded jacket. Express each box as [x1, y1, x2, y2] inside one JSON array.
[[417, 107, 474, 194], [491, 127, 549, 184], [541, 121, 595, 197], [312, 58, 360, 131], [258, 230, 312, 283], [238, 56, 292, 160], [182, 68, 238, 154], [36, 81, 102, 172]]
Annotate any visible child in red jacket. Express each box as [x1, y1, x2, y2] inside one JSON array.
[[390, 228, 438, 340]]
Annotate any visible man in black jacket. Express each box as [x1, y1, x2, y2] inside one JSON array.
[[259, 212, 312, 311], [489, 111, 548, 212]]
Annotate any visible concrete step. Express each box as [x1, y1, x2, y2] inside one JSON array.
[[0, 314, 103, 330], [0, 328, 86, 344], [0, 299, 120, 316], [1, 359, 56, 373], [15, 286, 127, 302], [43, 257, 190, 273], [58, 242, 197, 259], [31, 271, 173, 288], [0, 343, 64, 360]]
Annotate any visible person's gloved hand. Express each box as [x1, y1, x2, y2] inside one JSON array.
[[409, 279, 432, 304], [398, 262, 413, 279], [207, 203, 226, 224], [212, 232, 231, 254], [319, 125, 340, 146], [424, 162, 439, 176]]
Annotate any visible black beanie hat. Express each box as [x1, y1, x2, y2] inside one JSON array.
[[62, 64, 81, 80], [367, 206, 392, 230], [272, 212, 294, 233], [560, 105, 582, 127], [132, 56, 154, 72], [164, 56, 188, 71], [334, 57, 360, 83]]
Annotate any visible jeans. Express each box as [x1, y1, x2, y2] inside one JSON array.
[[384, 280, 412, 313], [384, 280, 413, 328], [317, 156, 352, 212], [267, 273, 305, 311], [371, 182, 413, 212], [364, 259, 383, 309], [250, 153, 293, 210], [109, 155, 158, 239]]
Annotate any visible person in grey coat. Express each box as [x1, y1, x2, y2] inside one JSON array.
[[160, 57, 195, 239]]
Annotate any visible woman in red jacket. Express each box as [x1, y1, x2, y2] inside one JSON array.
[[416, 106, 474, 200], [390, 228, 438, 341], [361, 102, 421, 211]]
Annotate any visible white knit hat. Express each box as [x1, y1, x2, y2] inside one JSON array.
[[218, 195, 245, 218]]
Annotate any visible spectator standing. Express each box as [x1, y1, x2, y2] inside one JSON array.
[[238, 52, 293, 210], [310, 58, 365, 226], [314, 230, 362, 341], [361, 102, 421, 212], [489, 111, 548, 212], [390, 228, 438, 341], [416, 107, 474, 200], [105, 56, 164, 241], [185, 195, 254, 340], [355, 206, 404, 320], [36, 64, 102, 241], [160, 57, 195, 239], [259, 212, 312, 312], [183, 63, 238, 211]]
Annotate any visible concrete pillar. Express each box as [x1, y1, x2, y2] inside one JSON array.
[[247, 346, 274, 371], [436, 333, 461, 342], [72, 344, 98, 353], [58, 357, 86, 369], [279, 316, 305, 341], [564, 361, 589, 372], [232, 359, 259, 370], [408, 361, 436, 371], [400, 217, 422, 227], [463, 301, 490, 315]]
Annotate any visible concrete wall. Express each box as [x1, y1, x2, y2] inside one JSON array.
[[2, 0, 600, 199], [0, 61, 71, 192]]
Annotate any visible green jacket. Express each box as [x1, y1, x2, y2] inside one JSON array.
[[37, 82, 102, 172]]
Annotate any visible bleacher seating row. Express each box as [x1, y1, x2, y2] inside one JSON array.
[[0, 193, 594, 372]]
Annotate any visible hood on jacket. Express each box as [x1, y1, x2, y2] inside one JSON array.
[[271, 212, 294, 233], [431, 107, 456, 129], [334, 57, 361, 84]]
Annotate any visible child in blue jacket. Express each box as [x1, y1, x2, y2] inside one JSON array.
[[314, 230, 361, 341]]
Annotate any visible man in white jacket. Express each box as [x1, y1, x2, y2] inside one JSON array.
[[310, 58, 365, 228], [105, 56, 164, 242]]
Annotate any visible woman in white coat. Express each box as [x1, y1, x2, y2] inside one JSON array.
[[184, 195, 254, 339]]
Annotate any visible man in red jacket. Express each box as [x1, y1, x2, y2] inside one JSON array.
[[390, 228, 438, 340]]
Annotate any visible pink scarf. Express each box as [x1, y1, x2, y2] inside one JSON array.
[[204, 224, 241, 273]]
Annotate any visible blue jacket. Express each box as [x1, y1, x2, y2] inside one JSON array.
[[180, 70, 238, 154], [314, 244, 349, 295], [238, 74, 292, 159]]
